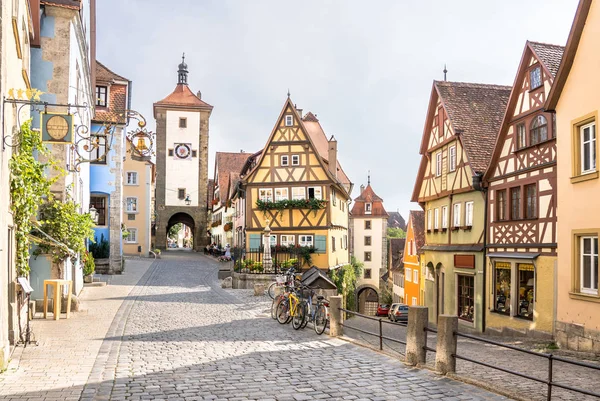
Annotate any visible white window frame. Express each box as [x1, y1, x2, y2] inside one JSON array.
[[292, 187, 306, 200], [580, 236, 599, 295], [453, 203, 461, 227], [434, 208, 439, 230], [465, 201, 474, 227], [365, 203, 372, 214], [259, 188, 273, 202], [436, 152, 442, 177], [125, 197, 138, 213], [285, 115, 293, 126], [125, 171, 138, 186], [449, 146, 457, 172], [406, 268, 412, 282], [580, 122, 596, 174], [427, 209, 432, 231], [299, 235, 313, 247], [274, 188, 289, 202], [280, 235, 295, 247], [126, 228, 137, 243], [291, 155, 300, 166], [412, 297, 418, 306], [331, 189, 337, 206], [413, 269, 419, 284], [442, 206, 448, 229], [308, 186, 322, 200], [281, 155, 289, 166]]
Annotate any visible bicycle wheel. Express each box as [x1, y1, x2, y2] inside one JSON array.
[[267, 282, 277, 299], [301, 302, 310, 329], [292, 300, 306, 330], [271, 296, 281, 319], [276, 300, 290, 324], [314, 304, 327, 335]]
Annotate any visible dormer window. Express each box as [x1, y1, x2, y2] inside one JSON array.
[[96, 86, 107, 107], [365, 203, 372, 214], [285, 115, 293, 126], [530, 66, 542, 90]]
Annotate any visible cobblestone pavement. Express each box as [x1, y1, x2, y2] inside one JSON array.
[[343, 313, 600, 401], [0, 251, 511, 400]]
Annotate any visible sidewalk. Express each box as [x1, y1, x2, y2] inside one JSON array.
[[0, 258, 153, 400]]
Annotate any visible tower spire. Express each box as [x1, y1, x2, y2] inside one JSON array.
[[443, 64, 448, 81], [178, 53, 189, 85], [368, 170, 371, 185]]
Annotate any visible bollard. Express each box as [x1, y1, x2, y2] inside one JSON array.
[[329, 295, 343, 337], [406, 306, 428, 366], [435, 314, 458, 374]]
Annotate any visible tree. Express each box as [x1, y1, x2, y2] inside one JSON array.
[[168, 223, 182, 240], [387, 227, 406, 238]]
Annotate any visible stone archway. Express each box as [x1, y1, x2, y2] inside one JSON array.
[[356, 285, 379, 316], [166, 212, 195, 250], [155, 207, 208, 252]]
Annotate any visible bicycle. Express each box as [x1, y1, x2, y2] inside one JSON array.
[[299, 286, 329, 335], [270, 271, 301, 320], [267, 267, 296, 299], [275, 286, 305, 330]]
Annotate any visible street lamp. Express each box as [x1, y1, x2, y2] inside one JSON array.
[[89, 206, 99, 224], [185, 195, 191, 206]]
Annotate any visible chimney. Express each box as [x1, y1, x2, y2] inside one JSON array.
[[296, 108, 303, 119], [197, 90, 202, 99], [328, 135, 337, 178], [360, 184, 365, 194]]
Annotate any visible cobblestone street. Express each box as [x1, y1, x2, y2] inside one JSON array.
[[0, 252, 510, 400]]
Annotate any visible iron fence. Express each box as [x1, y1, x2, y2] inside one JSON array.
[[338, 308, 407, 351], [232, 247, 305, 274]]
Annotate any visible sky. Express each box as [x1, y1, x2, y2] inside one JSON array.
[[97, 0, 579, 219]]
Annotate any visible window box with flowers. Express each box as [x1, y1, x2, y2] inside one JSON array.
[[223, 222, 233, 232], [211, 199, 219, 206], [256, 199, 326, 217], [211, 220, 222, 228]]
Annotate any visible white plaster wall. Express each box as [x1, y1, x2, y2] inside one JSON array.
[[353, 216, 386, 289], [165, 110, 200, 206]]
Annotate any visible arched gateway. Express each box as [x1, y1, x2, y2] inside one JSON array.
[[153, 55, 213, 251]]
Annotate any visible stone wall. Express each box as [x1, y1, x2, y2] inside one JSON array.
[[555, 321, 600, 353]]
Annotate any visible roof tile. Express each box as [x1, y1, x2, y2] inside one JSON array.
[[528, 41, 565, 78]]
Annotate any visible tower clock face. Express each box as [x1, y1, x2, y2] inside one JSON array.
[[174, 143, 191, 159], [46, 115, 70, 140]]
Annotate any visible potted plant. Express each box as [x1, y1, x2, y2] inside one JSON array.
[[82, 251, 95, 283], [154, 249, 162, 259]]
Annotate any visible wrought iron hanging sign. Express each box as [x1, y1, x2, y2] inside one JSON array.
[[41, 113, 74, 143]]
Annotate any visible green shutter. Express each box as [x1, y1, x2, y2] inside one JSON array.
[[315, 235, 327, 254], [249, 234, 261, 250]]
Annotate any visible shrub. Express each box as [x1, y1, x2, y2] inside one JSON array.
[[89, 234, 110, 259]]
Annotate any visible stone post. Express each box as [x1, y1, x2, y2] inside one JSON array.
[[406, 306, 428, 366], [262, 220, 272, 271], [329, 296, 343, 337], [435, 315, 458, 374]]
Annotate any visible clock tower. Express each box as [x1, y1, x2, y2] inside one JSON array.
[[153, 55, 213, 250]]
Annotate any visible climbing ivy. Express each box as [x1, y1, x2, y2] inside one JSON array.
[[9, 121, 58, 276], [329, 256, 364, 311]]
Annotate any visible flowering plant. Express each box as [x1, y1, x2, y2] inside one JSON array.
[[217, 255, 232, 262]]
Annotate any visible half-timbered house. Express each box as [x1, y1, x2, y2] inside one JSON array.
[[484, 41, 564, 336], [412, 81, 511, 331], [241, 97, 353, 270]]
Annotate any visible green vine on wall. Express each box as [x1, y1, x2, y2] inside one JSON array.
[[9, 121, 58, 276], [329, 256, 364, 311]]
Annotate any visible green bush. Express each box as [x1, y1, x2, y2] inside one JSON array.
[[89, 234, 110, 259]]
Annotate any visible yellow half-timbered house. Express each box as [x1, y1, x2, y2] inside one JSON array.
[[242, 97, 353, 270], [412, 81, 511, 331]]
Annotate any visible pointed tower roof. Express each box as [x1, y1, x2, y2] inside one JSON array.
[[154, 55, 213, 117], [350, 183, 388, 217]]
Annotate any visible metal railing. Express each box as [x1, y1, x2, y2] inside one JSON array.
[[423, 326, 437, 354], [232, 247, 304, 274], [338, 308, 407, 351], [452, 331, 600, 400]]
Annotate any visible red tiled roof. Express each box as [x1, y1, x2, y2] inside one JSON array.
[[389, 238, 406, 271], [214, 152, 250, 206], [528, 41, 565, 78], [409, 210, 425, 252], [350, 184, 388, 217], [154, 84, 213, 110], [387, 212, 406, 231], [302, 112, 319, 122], [435, 81, 511, 173], [96, 60, 128, 83]]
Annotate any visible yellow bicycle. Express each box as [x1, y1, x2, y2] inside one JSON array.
[[275, 288, 306, 330]]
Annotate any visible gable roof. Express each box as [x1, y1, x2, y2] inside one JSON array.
[[96, 60, 128, 83], [409, 210, 426, 252], [350, 184, 388, 217], [214, 152, 250, 206], [546, 0, 594, 110], [41, 0, 80, 9], [528, 41, 565, 78], [434, 81, 512, 174], [484, 41, 564, 181], [154, 84, 213, 117], [387, 212, 406, 231], [389, 238, 406, 271], [244, 97, 352, 197]]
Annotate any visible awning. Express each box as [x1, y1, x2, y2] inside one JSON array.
[[487, 252, 540, 260]]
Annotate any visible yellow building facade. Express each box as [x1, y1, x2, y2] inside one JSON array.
[[122, 140, 155, 257], [242, 98, 352, 270], [546, 0, 600, 351]]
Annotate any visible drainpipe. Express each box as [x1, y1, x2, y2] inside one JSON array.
[[472, 172, 487, 332]]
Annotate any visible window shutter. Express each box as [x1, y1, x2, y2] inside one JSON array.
[[315, 235, 327, 254], [249, 234, 261, 250]]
